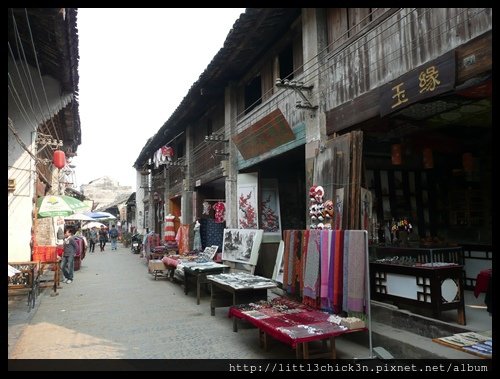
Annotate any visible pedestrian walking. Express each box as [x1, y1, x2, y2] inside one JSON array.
[[98, 225, 108, 252], [89, 226, 98, 252], [109, 225, 119, 250]]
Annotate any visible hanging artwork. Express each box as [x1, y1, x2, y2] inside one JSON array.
[[202, 201, 211, 215], [222, 228, 263, 265], [237, 173, 259, 229], [334, 188, 344, 230], [360, 187, 373, 232], [260, 179, 281, 236], [213, 202, 226, 223]]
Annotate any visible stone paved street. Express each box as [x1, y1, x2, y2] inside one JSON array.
[[8, 243, 370, 361]]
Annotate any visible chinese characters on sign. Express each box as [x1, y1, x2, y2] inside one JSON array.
[[391, 83, 409, 109], [419, 66, 441, 93], [380, 51, 455, 117]]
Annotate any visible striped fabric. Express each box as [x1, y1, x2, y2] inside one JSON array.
[[281, 229, 366, 317], [303, 230, 321, 308]]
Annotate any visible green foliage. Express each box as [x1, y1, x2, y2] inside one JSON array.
[[121, 231, 132, 247]]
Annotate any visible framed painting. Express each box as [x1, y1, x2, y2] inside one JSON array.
[[237, 173, 259, 229], [334, 188, 344, 230], [360, 187, 373, 232], [199, 245, 218, 261], [260, 179, 281, 241], [222, 228, 263, 265], [272, 240, 285, 284]]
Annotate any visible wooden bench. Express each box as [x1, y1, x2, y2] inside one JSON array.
[[8, 261, 40, 311]]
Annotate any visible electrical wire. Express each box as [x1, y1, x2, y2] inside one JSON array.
[[190, 6, 487, 161], [24, 8, 61, 141], [7, 46, 42, 131], [10, 9, 48, 135], [8, 83, 38, 132], [147, 7, 489, 193]]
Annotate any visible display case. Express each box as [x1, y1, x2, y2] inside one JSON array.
[[372, 246, 464, 265], [369, 246, 465, 325], [366, 169, 433, 238]]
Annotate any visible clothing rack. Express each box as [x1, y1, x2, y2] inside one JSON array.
[[203, 199, 225, 202]]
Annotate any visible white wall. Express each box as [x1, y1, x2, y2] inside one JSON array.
[[135, 170, 146, 234], [8, 57, 67, 261]]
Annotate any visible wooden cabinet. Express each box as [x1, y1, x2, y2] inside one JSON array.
[[370, 262, 466, 325], [370, 246, 465, 324], [448, 186, 484, 227], [365, 169, 433, 238], [372, 246, 463, 265]]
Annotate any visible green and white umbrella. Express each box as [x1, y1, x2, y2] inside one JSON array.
[[36, 195, 89, 218]]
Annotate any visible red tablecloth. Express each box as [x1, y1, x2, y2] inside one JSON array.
[[229, 297, 365, 348], [474, 269, 492, 297]]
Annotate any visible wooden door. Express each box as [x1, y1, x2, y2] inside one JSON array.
[[312, 130, 363, 229]]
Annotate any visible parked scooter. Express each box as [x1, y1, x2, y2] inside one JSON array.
[[131, 233, 143, 254]]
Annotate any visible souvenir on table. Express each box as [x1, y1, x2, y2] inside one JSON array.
[[199, 245, 218, 261]]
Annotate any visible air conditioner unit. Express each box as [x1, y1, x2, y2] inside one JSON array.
[[8, 178, 16, 192]]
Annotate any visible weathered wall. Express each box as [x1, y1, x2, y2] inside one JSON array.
[[8, 58, 67, 261], [324, 8, 492, 112]]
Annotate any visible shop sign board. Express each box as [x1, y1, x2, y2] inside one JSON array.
[[379, 51, 455, 117], [233, 109, 295, 160]]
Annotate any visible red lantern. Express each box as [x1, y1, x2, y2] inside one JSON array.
[[462, 153, 474, 173], [53, 150, 66, 169], [422, 148, 433, 169], [391, 144, 402, 165]]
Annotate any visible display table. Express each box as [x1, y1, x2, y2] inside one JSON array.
[[372, 246, 463, 265], [370, 262, 466, 325], [229, 297, 366, 359], [183, 262, 229, 304], [206, 272, 277, 317], [162, 253, 219, 282]]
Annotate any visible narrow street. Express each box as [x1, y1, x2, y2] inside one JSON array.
[[8, 243, 370, 361]]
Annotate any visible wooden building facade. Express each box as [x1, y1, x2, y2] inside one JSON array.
[[133, 8, 491, 278]]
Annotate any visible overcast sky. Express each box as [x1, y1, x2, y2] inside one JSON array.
[[73, 8, 245, 189]]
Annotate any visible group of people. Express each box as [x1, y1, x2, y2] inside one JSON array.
[[60, 224, 120, 284], [87, 225, 119, 252]]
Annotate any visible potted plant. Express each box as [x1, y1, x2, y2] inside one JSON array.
[[121, 232, 132, 248]]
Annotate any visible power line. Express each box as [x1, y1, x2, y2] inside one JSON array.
[[24, 8, 61, 141]]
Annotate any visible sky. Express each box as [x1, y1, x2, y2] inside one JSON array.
[[73, 8, 245, 189]]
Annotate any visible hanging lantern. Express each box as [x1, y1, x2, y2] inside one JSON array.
[[391, 144, 402, 165], [462, 153, 474, 173], [422, 148, 433, 169], [53, 150, 66, 169]]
